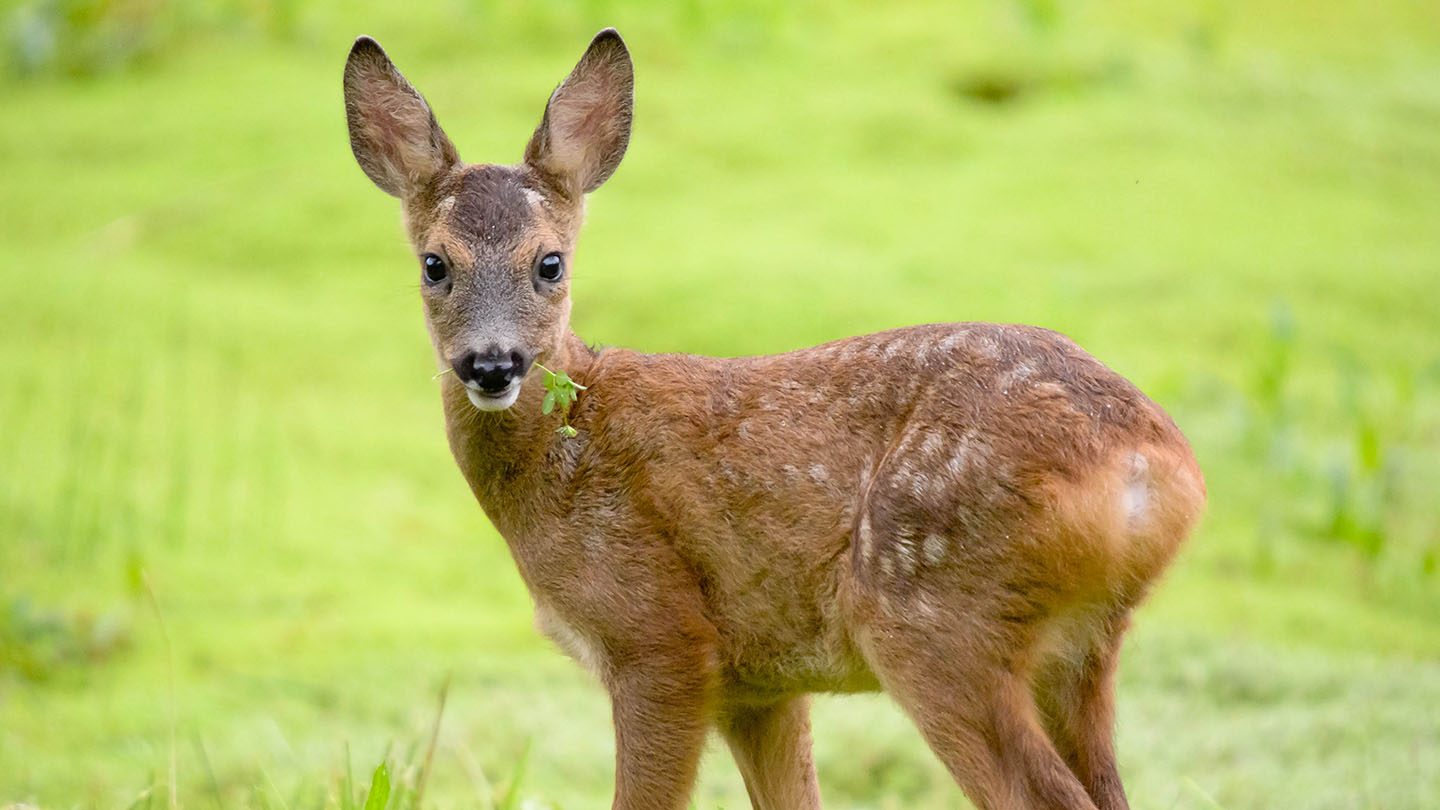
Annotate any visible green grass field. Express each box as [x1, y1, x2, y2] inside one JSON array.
[[2, 1, 1439, 807]]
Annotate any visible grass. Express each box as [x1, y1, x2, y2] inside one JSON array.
[[2, 0, 1438, 807]]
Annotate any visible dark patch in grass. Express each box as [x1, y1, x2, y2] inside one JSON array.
[[946, 58, 1132, 107], [951, 71, 1029, 105], [0, 596, 133, 682]]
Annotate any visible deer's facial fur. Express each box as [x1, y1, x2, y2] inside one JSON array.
[[406, 164, 581, 404]]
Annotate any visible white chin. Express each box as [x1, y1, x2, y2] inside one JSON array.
[[466, 386, 521, 411]]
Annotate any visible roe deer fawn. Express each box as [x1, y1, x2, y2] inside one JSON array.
[[343, 28, 1205, 810]]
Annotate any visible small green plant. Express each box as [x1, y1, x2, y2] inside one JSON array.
[[533, 362, 586, 438], [431, 364, 586, 437]]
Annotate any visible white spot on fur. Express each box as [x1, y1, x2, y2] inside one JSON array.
[[932, 332, 965, 359], [522, 187, 544, 209], [1006, 361, 1036, 384], [922, 533, 947, 565], [1123, 452, 1150, 525], [809, 463, 829, 485], [882, 340, 906, 360], [909, 472, 930, 498], [737, 419, 754, 440], [437, 195, 456, 214], [920, 432, 944, 458], [945, 429, 985, 478], [928, 474, 950, 500], [857, 514, 874, 559]]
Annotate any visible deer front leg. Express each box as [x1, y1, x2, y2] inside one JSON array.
[[719, 695, 823, 810], [605, 621, 721, 810]]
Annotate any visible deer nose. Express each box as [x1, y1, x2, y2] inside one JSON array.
[[452, 348, 531, 394]]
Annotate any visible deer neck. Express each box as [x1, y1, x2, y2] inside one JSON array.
[[439, 330, 597, 536]]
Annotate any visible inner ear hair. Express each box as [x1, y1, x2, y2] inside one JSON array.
[[344, 36, 459, 199], [524, 28, 634, 197]]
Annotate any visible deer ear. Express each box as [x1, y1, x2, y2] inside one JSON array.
[[524, 28, 634, 197], [344, 36, 459, 199]]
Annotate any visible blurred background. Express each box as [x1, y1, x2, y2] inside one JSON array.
[[1, 0, 1438, 808]]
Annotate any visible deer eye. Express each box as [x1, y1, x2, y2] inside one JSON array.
[[537, 252, 564, 283], [421, 254, 448, 285]]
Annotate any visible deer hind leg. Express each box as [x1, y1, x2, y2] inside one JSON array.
[[1032, 612, 1132, 810], [718, 695, 823, 810], [856, 604, 1099, 810]]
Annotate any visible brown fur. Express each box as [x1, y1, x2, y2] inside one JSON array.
[[343, 29, 1206, 810]]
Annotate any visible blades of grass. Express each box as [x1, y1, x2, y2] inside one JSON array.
[[162, 308, 194, 550], [261, 763, 292, 810], [191, 730, 224, 810], [362, 762, 391, 810], [290, 775, 319, 810], [497, 739, 532, 810], [140, 571, 178, 810], [389, 739, 419, 810], [411, 676, 450, 810], [87, 359, 144, 555], [0, 373, 35, 541], [121, 781, 156, 810], [341, 742, 356, 810], [453, 738, 496, 810], [52, 384, 95, 561], [1183, 777, 1229, 810]]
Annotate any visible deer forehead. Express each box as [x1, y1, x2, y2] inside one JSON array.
[[441, 165, 550, 249]]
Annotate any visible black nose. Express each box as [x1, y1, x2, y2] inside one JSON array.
[[452, 348, 531, 394]]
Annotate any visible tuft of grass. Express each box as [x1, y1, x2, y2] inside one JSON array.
[[1236, 300, 1439, 583], [360, 763, 389, 810]]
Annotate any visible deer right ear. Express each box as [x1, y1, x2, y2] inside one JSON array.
[[524, 28, 634, 197], [343, 36, 459, 199]]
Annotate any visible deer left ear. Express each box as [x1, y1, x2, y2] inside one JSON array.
[[524, 28, 634, 197], [344, 36, 459, 199]]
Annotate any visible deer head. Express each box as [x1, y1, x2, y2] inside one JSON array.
[[343, 30, 633, 410]]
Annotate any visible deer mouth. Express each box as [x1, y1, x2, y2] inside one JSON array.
[[464, 383, 522, 412]]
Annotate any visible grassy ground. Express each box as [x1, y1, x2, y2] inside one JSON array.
[[2, 1, 1439, 808]]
